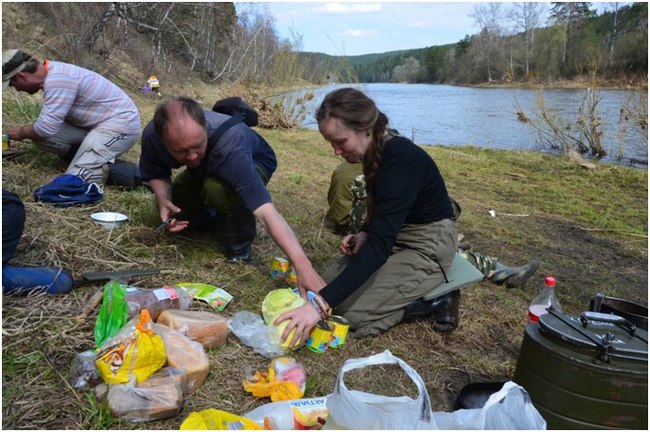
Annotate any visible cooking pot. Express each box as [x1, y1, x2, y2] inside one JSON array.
[[513, 309, 647, 429]]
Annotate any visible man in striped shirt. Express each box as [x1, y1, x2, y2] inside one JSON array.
[[3, 49, 140, 183]]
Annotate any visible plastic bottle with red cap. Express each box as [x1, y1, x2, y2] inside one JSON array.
[[527, 276, 562, 323]]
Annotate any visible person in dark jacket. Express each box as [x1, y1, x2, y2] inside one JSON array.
[[2, 189, 73, 294], [139, 97, 323, 291], [275, 87, 460, 343]]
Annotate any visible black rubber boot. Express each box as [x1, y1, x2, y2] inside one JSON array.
[[214, 207, 256, 263], [403, 289, 461, 334], [105, 160, 144, 190]]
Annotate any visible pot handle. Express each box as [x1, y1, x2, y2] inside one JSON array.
[[580, 311, 637, 335]]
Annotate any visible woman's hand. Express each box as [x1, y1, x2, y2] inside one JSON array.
[[341, 232, 367, 255], [274, 303, 321, 348]]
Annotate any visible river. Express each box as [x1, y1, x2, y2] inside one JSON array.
[[290, 83, 648, 168]]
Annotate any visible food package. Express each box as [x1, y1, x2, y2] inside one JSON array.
[[96, 309, 166, 384], [139, 366, 188, 395], [177, 282, 233, 311], [261, 289, 306, 351], [243, 357, 307, 402], [107, 375, 183, 422], [180, 408, 262, 430], [154, 323, 210, 393], [244, 396, 328, 430], [94, 280, 128, 348], [126, 285, 194, 320], [156, 309, 230, 349]]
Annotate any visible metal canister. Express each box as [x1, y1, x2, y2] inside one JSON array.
[[327, 315, 349, 348], [286, 267, 298, 286], [2, 133, 9, 151], [269, 257, 290, 280], [306, 320, 334, 353]]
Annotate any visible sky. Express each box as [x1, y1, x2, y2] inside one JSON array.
[[239, 1, 618, 56]]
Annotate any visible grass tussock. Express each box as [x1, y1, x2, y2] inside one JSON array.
[[2, 82, 648, 429]]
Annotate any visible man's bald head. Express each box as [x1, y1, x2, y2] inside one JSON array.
[[153, 97, 206, 142]]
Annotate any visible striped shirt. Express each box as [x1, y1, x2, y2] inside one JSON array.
[[33, 61, 140, 138]]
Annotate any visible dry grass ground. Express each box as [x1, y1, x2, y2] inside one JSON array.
[[2, 85, 647, 429]]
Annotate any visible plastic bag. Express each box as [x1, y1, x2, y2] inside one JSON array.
[[94, 280, 128, 348], [180, 408, 262, 430], [261, 288, 306, 350], [125, 285, 194, 321], [432, 381, 546, 430], [154, 323, 210, 393], [70, 349, 102, 390], [245, 396, 328, 430], [323, 350, 436, 430], [107, 374, 183, 422], [96, 309, 167, 384], [227, 311, 284, 358], [243, 357, 307, 402]]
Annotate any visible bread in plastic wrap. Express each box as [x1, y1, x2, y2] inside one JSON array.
[[107, 375, 183, 422], [157, 309, 230, 349], [154, 323, 210, 393]]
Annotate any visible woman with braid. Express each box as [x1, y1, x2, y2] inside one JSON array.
[[275, 87, 459, 344]]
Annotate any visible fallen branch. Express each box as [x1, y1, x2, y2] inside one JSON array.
[[77, 288, 104, 319], [577, 226, 647, 238]]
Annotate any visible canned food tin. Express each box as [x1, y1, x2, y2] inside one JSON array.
[[287, 267, 298, 286], [2, 133, 9, 151], [270, 257, 290, 280], [306, 320, 333, 353], [327, 315, 349, 348]]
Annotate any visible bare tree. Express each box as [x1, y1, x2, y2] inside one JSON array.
[[607, 2, 620, 67], [471, 2, 506, 82], [509, 2, 545, 78]]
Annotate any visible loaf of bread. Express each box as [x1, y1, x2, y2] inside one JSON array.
[[156, 309, 230, 349], [107, 377, 183, 422], [154, 323, 210, 393], [139, 367, 187, 395]]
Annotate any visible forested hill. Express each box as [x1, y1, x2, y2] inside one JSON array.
[[300, 2, 648, 86], [1, 2, 647, 92]]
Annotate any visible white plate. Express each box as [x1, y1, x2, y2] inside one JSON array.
[[91, 212, 128, 229]]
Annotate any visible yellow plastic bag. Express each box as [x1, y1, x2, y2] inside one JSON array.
[[96, 309, 166, 384], [243, 357, 306, 402], [261, 289, 306, 350], [180, 408, 262, 430]]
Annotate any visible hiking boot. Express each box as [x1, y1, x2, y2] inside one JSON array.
[[402, 289, 461, 334], [490, 260, 539, 289]]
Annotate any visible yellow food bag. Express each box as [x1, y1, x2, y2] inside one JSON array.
[[180, 408, 262, 430], [243, 357, 307, 402], [96, 309, 166, 384], [261, 289, 306, 350]]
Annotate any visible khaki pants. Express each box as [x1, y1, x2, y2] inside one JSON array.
[[323, 218, 458, 338], [35, 122, 138, 183]]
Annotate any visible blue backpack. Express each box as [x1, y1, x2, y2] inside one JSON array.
[[33, 174, 104, 207]]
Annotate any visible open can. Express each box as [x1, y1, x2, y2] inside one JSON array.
[[327, 315, 349, 348], [306, 320, 333, 353], [269, 257, 290, 280]]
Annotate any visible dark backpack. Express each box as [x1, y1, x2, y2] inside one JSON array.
[[212, 97, 258, 127]]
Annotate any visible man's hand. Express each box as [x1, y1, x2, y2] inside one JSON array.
[[7, 125, 40, 142], [274, 303, 321, 348], [159, 201, 187, 232]]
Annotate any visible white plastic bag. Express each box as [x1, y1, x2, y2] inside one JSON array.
[[227, 311, 284, 358], [432, 381, 547, 430], [323, 350, 437, 430]]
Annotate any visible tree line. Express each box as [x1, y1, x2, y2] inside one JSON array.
[[319, 2, 648, 85], [3, 2, 646, 89]]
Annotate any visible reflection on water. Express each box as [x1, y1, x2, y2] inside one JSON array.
[[288, 83, 647, 168]]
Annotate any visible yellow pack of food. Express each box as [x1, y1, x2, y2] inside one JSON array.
[[180, 408, 261, 430], [96, 309, 166, 384]]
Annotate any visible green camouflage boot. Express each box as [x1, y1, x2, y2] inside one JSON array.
[[349, 174, 367, 234], [459, 250, 538, 289]]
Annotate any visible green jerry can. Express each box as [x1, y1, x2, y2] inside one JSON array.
[[513, 309, 647, 429]]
